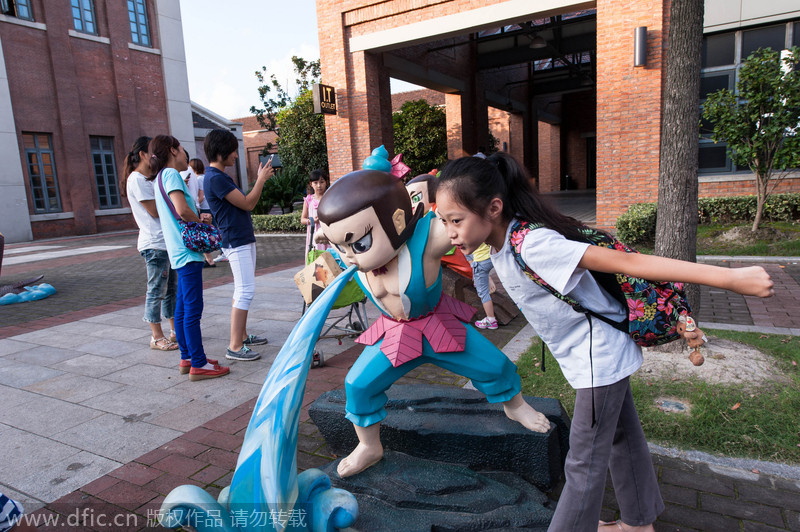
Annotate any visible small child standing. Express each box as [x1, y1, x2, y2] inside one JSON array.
[[469, 242, 498, 330], [300, 169, 330, 255]]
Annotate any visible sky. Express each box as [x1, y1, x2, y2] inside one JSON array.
[[178, 0, 420, 120], [179, 0, 322, 120]]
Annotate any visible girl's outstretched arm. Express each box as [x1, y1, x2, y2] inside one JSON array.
[[578, 246, 775, 298]]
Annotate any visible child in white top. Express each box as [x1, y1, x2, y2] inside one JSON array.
[[122, 135, 177, 352], [300, 169, 331, 255], [435, 153, 774, 532]]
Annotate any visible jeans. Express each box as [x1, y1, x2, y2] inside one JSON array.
[[174, 261, 208, 368], [141, 249, 176, 324], [472, 258, 493, 304]]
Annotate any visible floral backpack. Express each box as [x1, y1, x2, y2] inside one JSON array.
[[509, 219, 692, 347]]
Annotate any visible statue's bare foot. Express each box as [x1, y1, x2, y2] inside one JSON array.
[[503, 393, 550, 433], [336, 442, 384, 477]]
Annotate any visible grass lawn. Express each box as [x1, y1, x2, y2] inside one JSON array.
[[517, 329, 800, 465], [634, 221, 800, 256]]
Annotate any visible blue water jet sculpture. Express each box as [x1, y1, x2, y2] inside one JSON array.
[[160, 266, 359, 532]]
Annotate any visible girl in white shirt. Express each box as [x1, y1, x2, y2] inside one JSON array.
[[435, 153, 774, 532], [121, 136, 177, 351]]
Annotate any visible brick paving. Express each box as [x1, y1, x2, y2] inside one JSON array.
[[1, 232, 799, 531]]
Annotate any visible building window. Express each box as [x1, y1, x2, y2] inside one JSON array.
[[71, 0, 96, 34], [23, 133, 61, 213], [1, 0, 33, 20], [127, 0, 150, 47], [90, 136, 120, 209], [700, 20, 798, 174]]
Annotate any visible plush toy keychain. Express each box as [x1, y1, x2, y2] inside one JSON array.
[[677, 314, 707, 366]]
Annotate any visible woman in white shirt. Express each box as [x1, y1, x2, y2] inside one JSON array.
[[121, 136, 177, 351]]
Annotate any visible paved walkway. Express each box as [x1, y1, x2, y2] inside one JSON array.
[[0, 231, 798, 530]]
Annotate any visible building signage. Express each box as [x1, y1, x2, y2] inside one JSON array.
[[312, 84, 337, 115]]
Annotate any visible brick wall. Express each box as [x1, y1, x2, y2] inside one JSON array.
[[318, 0, 516, 180], [2, 0, 168, 239], [700, 177, 800, 198], [616, 449, 800, 531], [595, 0, 666, 230], [538, 122, 560, 192]]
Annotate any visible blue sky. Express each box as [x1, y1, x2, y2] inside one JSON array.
[[178, 0, 420, 120], [179, 0, 322, 119]]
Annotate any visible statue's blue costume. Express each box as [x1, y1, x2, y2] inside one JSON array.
[[343, 211, 522, 427]]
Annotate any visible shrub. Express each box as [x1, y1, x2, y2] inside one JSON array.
[[252, 212, 304, 233], [261, 165, 307, 214], [615, 193, 800, 246], [615, 203, 657, 246]]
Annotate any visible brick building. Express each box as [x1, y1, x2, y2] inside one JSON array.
[[232, 114, 278, 187], [0, 0, 193, 242], [316, 0, 800, 229]]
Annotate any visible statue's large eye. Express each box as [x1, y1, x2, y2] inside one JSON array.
[[411, 191, 423, 205], [351, 231, 373, 254]]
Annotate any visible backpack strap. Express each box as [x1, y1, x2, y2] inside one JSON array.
[[508, 220, 628, 334], [157, 170, 184, 224], [511, 219, 610, 426]]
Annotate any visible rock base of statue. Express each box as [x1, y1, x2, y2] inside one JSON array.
[[322, 450, 554, 532], [309, 385, 570, 490]]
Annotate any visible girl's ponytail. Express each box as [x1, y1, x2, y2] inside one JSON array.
[[120, 136, 152, 197]]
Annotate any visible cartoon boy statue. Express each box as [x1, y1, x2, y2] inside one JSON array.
[[317, 169, 550, 478]]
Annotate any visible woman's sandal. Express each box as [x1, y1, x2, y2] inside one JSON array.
[[150, 336, 178, 351], [598, 521, 624, 531]]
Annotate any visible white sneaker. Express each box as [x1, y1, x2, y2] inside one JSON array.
[[475, 317, 498, 330]]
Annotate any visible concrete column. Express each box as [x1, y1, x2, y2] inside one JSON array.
[[538, 121, 561, 192], [0, 34, 32, 243], [155, 0, 193, 153]]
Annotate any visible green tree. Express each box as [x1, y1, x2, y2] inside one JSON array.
[[250, 56, 327, 175], [392, 99, 447, 174], [275, 91, 327, 176], [702, 47, 800, 231]]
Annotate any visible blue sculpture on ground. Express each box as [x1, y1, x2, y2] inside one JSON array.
[[160, 266, 359, 532], [0, 283, 56, 305]]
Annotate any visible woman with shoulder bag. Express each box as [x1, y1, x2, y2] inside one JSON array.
[[150, 135, 229, 381]]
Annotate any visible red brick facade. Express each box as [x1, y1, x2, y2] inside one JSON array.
[[317, 0, 800, 230], [1, 0, 170, 239]]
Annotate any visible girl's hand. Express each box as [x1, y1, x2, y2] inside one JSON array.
[[728, 266, 774, 297], [199, 213, 212, 224], [257, 160, 274, 182]]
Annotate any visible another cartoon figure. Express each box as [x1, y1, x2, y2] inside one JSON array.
[[405, 173, 473, 279], [317, 169, 550, 478]]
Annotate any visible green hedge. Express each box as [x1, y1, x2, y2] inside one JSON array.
[[616, 193, 800, 245], [252, 212, 305, 233]]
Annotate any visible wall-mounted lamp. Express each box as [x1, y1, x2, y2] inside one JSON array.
[[529, 34, 547, 49], [634, 26, 647, 67]]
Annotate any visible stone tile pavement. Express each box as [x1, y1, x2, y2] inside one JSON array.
[[0, 232, 799, 530]]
